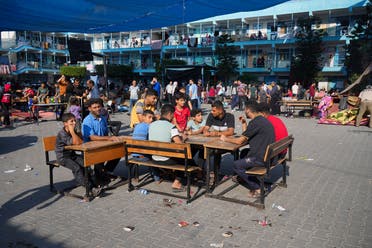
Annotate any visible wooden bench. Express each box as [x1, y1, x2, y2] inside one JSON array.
[[42, 136, 84, 199], [281, 100, 317, 116], [209, 135, 294, 209], [245, 135, 294, 208], [123, 138, 205, 203], [42, 136, 60, 192]]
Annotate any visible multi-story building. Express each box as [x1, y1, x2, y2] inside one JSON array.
[[0, 0, 368, 87]]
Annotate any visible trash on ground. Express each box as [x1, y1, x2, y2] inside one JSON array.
[[304, 158, 314, 161], [123, 226, 135, 232], [192, 221, 200, 227], [5, 180, 14, 184], [222, 231, 233, 238], [272, 203, 286, 211], [178, 221, 189, 227], [4, 169, 16, 173], [24, 164, 33, 172], [210, 242, 224, 248], [0, 156, 6, 159], [163, 198, 176, 208], [251, 216, 272, 227], [139, 189, 149, 195]]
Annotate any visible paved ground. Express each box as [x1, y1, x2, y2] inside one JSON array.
[[0, 106, 371, 248]]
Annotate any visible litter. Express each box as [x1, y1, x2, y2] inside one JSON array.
[[139, 189, 149, 195], [163, 198, 176, 208], [4, 170, 16, 173], [0, 156, 6, 159], [304, 158, 314, 161], [24, 164, 33, 172], [178, 221, 189, 227], [210, 242, 224, 248], [272, 203, 286, 212], [123, 226, 135, 232], [5, 180, 14, 184], [252, 216, 272, 227], [192, 221, 200, 227], [222, 231, 233, 238]]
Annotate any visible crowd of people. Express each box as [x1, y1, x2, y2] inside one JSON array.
[[1, 75, 371, 198]]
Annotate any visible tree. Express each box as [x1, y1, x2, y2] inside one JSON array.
[[290, 17, 324, 88], [60, 66, 87, 79], [215, 34, 239, 83], [345, 0, 372, 82]]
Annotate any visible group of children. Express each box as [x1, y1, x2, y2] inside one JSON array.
[[55, 90, 207, 195], [132, 92, 205, 189]]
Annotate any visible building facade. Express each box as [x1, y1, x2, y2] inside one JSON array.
[[0, 0, 367, 87]]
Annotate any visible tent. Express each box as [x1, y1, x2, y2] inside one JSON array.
[[0, 0, 288, 33], [165, 64, 215, 83]]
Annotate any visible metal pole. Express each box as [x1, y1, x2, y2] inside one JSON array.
[[103, 55, 109, 97]]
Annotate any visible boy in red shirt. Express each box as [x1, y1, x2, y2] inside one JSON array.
[[173, 92, 190, 132]]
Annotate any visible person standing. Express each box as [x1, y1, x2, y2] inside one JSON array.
[[356, 85, 372, 128], [151, 77, 161, 109], [237, 80, 247, 110], [189, 79, 198, 110], [220, 102, 275, 198], [309, 83, 316, 101], [230, 80, 239, 111], [269, 81, 281, 115], [85, 79, 100, 99], [1, 83, 12, 127], [57, 75, 71, 119], [128, 80, 139, 114], [291, 82, 298, 98], [165, 81, 173, 103]]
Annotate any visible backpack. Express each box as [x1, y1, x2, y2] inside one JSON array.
[[1, 93, 11, 104]]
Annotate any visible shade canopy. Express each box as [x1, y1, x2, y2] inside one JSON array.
[[0, 0, 288, 33]]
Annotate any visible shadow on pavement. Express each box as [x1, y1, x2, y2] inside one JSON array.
[[0, 135, 38, 155], [0, 181, 77, 248]]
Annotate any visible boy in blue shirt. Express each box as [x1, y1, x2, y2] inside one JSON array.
[[131, 110, 161, 182]]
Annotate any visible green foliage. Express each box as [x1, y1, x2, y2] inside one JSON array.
[[345, 0, 372, 75], [95, 64, 133, 81], [290, 16, 324, 88], [60, 66, 87, 78], [215, 34, 239, 83]]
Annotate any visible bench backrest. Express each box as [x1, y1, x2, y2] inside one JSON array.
[[43, 136, 57, 152], [123, 138, 192, 160], [263, 135, 294, 166]]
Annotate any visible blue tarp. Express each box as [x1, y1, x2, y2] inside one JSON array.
[[0, 0, 288, 33]]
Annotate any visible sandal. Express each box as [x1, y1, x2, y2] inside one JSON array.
[[209, 172, 215, 187], [172, 186, 185, 193], [248, 190, 261, 198]]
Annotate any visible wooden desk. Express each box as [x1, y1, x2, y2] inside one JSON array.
[[33, 102, 66, 124], [281, 100, 318, 116], [204, 139, 245, 193], [65, 140, 125, 197], [185, 135, 218, 147]]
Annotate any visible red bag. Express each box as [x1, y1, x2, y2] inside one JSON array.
[[1, 93, 11, 103]]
